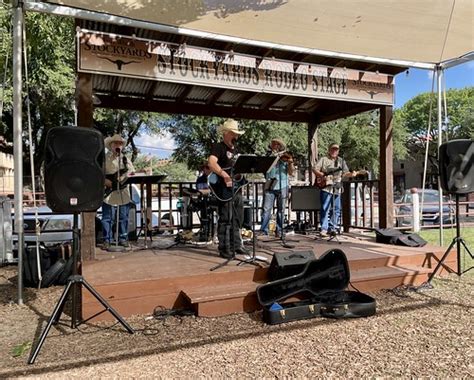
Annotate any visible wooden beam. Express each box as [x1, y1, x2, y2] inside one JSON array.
[[378, 105, 394, 228], [177, 85, 193, 103], [76, 72, 96, 261], [206, 88, 227, 105], [260, 94, 287, 110], [317, 102, 378, 124], [97, 95, 312, 123], [235, 92, 256, 108]]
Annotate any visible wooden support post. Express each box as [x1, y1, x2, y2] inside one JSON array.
[[77, 72, 96, 261], [308, 121, 318, 227], [379, 106, 394, 228], [308, 121, 318, 184]]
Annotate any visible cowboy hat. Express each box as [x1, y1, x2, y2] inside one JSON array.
[[271, 137, 286, 150], [329, 143, 340, 150], [105, 134, 126, 149], [217, 119, 245, 135]]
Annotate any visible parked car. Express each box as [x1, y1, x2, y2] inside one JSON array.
[[394, 189, 454, 227], [13, 185, 164, 249]]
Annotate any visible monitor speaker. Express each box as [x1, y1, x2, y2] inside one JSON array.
[[44, 127, 105, 212], [439, 139, 474, 195], [290, 186, 321, 211]]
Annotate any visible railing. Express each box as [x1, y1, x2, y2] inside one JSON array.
[[343, 179, 379, 231]]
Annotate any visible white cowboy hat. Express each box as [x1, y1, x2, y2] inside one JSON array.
[[104, 134, 126, 149], [217, 119, 245, 135]]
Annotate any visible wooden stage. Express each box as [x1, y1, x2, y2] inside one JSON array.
[[82, 232, 454, 321]]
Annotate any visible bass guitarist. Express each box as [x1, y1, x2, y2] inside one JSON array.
[[208, 119, 249, 259], [313, 143, 356, 237], [101, 134, 135, 249]]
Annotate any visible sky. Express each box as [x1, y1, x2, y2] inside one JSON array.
[[136, 61, 474, 159]]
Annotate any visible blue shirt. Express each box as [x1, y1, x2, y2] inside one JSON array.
[[266, 161, 289, 191]]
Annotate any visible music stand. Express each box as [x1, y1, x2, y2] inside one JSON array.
[[126, 174, 167, 250], [211, 155, 278, 271]]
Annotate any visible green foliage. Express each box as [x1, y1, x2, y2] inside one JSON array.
[[319, 110, 409, 175], [0, 10, 75, 178], [397, 87, 474, 162], [11, 341, 31, 358], [161, 115, 308, 170], [94, 109, 168, 162]]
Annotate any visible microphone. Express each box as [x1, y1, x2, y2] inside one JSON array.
[[115, 147, 122, 154]]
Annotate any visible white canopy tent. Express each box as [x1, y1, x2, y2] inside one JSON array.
[[12, 0, 474, 303]]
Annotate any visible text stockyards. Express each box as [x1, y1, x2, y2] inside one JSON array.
[[78, 31, 394, 105]]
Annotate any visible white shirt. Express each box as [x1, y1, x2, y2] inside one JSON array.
[[103, 150, 135, 206]]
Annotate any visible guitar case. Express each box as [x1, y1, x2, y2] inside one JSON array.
[[257, 248, 376, 324]]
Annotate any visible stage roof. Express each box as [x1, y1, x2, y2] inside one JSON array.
[[30, 0, 474, 68]]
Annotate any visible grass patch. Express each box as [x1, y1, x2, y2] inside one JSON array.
[[419, 227, 474, 273]]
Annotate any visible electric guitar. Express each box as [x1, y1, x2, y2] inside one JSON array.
[[313, 169, 368, 189], [208, 169, 248, 202]]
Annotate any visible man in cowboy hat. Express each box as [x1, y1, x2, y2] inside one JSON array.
[[102, 134, 135, 249], [207, 119, 249, 258], [313, 142, 356, 237], [260, 137, 294, 236]]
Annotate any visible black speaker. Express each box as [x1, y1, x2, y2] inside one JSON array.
[[291, 186, 321, 211], [268, 250, 315, 281], [44, 127, 105, 212], [439, 139, 474, 195]]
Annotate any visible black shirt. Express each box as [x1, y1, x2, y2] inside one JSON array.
[[210, 142, 236, 170]]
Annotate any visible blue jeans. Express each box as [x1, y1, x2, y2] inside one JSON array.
[[260, 188, 288, 234], [101, 202, 130, 243], [320, 190, 341, 232]]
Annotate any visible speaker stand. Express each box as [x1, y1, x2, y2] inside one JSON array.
[[427, 194, 473, 283], [28, 214, 134, 364]]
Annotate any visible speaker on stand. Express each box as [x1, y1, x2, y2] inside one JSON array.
[[428, 139, 474, 282], [28, 127, 134, 365]]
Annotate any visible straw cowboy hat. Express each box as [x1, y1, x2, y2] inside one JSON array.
[[217, 119, 245, 135], [104, 134, 126, 149], [271, 137, 286, 150]]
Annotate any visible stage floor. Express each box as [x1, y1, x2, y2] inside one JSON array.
[[82, 231, 451, 319]]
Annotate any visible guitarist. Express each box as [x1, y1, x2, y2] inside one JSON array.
[[208, 119, 249, 259], [260, 138, 294, 237], [101, 134, 135, 249], [313, 143, 356, 237]]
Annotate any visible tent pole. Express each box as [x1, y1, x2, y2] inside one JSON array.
[[436, 66, 444, 246], [13, 0, 24, 305]]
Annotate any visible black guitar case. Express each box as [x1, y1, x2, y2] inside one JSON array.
[[257, 248, 376, 324]]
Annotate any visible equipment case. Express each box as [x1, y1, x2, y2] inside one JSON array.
[[257, 248, 376, 325]]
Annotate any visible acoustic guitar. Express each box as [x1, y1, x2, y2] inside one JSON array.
[[208, 169, 248, 202]]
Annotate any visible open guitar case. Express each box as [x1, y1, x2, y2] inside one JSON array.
[[256, 248, 376, 325]]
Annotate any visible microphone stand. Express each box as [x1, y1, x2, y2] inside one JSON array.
[[107, 148, 125, 253]]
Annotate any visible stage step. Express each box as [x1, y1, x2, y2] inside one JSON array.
[[181, 264, 434, 317]]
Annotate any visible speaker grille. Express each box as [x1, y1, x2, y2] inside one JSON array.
[[439, 139, 474, 195], [44, 127, 105, 213]]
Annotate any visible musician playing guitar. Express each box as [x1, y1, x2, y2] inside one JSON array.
[[101, 134, 135, 249], [313, 143, 356, 237], [208, 119, 249, 259]]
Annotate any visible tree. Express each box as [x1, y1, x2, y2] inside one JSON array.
[[160, 115, 309, 170], [396, 87, 474, 168], [318, 110, 409, 175], [94, 109, 167, 162], [0, 9, 75, 183]]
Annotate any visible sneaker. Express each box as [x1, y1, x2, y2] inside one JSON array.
[[119, 240, 130, 248], [102, 242, 110, 249], [320, 230, 329, 238]]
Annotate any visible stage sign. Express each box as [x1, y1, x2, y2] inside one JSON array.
[[77, 31, 394, 105]]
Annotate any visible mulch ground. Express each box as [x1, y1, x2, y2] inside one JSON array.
[[0, 265, 472, 378]]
